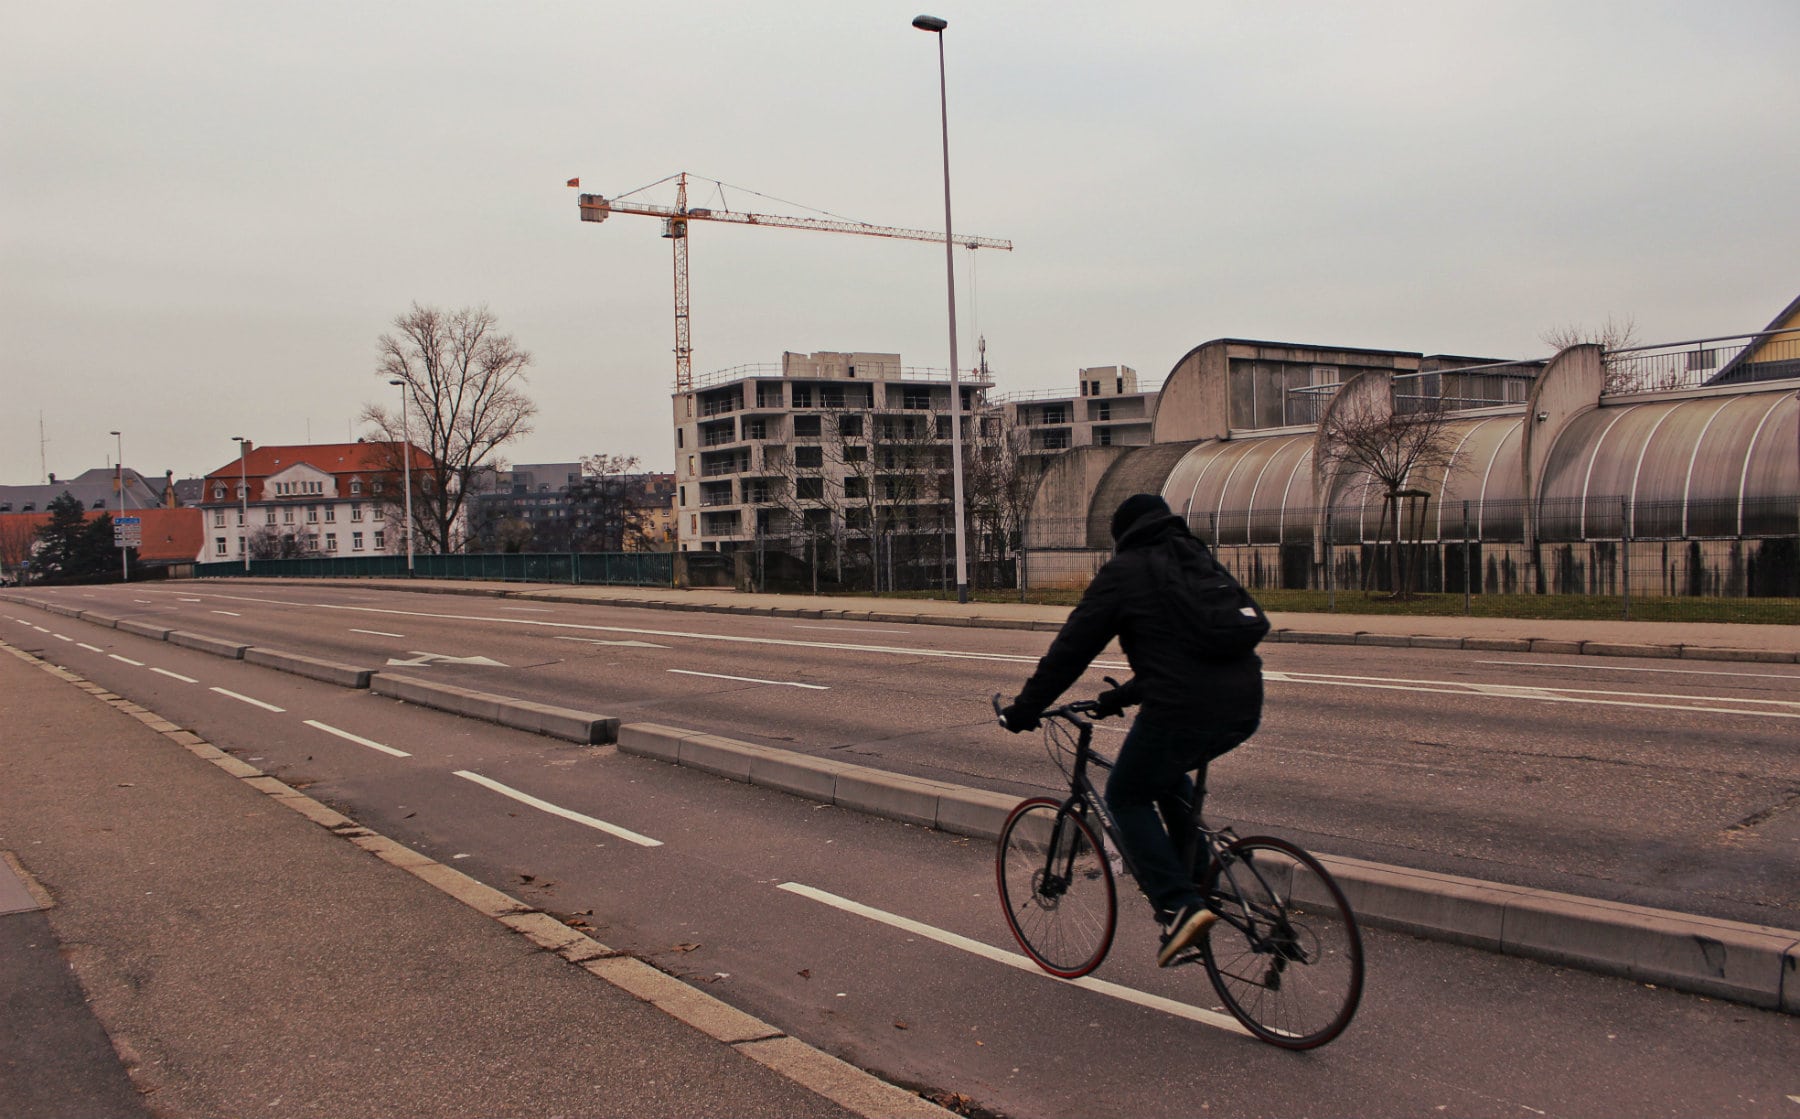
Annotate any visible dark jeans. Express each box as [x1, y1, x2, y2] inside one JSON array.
[[1104, 712, 1257, 919]]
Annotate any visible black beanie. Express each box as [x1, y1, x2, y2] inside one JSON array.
[[1110, 493, 1170, 543]]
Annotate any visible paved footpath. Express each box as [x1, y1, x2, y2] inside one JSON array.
[[0, 644, 948, 1119]]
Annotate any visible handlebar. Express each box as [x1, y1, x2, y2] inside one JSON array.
[[992, 693, 1105, 730]]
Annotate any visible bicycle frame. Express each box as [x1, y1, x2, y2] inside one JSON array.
[[1039, 709, 1290, 963]]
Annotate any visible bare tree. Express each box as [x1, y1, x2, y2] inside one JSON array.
[[1319, 387, 1459, 599], [568, 453, 645, 552], [1541, 314, 1640, 393], [964, 409, 1039, 591], [361, 303, 537, 554]]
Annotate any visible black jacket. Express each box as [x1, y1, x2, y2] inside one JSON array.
[[1013, 511, 1263, 726]]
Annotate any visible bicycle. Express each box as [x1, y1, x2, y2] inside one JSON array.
[[991, 695, 1364, 1049]]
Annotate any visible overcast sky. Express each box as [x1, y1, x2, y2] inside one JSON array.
[[4, 1, 1796, 485]]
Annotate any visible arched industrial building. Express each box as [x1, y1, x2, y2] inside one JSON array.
[[1023, 301, 1800, 598]]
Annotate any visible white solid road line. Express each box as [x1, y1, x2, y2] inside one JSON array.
[[668, 668, 829, 690], [151, 668, 199, 683], [305, 719, 410, 757], [109, 654, 145, 666], [453, 770, 661, 847], [209, 686, 285, 713], [778, 882, 1249, 1037], [1478, 659, 1800, 682], [350, 628, 406, 637]]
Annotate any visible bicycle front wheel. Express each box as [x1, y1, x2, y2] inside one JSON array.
[[1201, 835, 1363, 1049], [996, 797, 1117, 978]]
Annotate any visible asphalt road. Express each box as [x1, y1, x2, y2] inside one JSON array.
[[3, 586, 1797, 1117], [16, 582, 1799, 926]]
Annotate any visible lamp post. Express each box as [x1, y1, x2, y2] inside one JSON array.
[[232, 436, 251, 572], [388, 378, 415, 572], [110, 430, 128, 581], [913, 13, 971, 604]]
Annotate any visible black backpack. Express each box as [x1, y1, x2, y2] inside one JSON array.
[[1152, 536, 1270, 661]]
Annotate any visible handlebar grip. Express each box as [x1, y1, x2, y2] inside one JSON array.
[[991, 693, 1009, 729]]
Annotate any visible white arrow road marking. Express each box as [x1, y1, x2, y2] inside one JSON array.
[[384, 651, 510, 668], [453, 771, 660, 847], [305, 719, 410, 758], [209, 687, 285, 713], [778, 883, 1249, 1036], [152, 668, 198, 683], [668, 669, 828, 690], [553, 636, 670, 649]]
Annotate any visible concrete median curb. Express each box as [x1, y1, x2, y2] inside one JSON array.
[[616, 719, 1800, 1013], [371, 673, 618, 744], [115, 617, 172, 641], [168, 629, 248, 659], [244, 647, 374, 689]]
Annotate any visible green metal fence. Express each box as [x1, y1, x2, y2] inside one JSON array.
[[193, 551, 673, 587]]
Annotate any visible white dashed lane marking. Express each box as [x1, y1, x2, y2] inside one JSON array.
[[453, 771, 661, 847], [151, 668, 198, 683], [305, 719, 410, 758], [209, 687, 285, 713]]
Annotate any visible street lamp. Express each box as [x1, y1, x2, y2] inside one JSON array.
[[232, 436, 251, 572], [913, 13, 971, 604], [110, 430, 128, 581], [388, 378, 415, 572]]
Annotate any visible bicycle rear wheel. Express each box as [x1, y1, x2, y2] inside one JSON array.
[[996, 797, 1117, 978], [1200, 835, 1363, 1049]]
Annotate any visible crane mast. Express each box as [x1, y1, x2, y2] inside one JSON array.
[[578, 171, 1012, 392]]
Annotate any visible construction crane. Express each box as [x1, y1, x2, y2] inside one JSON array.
[[576, 171, 1012, 392]]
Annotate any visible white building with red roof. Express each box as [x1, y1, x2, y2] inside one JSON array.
[[195, 440, 434, 564]]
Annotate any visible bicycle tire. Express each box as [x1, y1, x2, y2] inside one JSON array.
[[1199, 835, 1363, 1049], [995, 797, 1117, 978]]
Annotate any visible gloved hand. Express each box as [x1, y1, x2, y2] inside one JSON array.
[[999, 702, 1040, 733], [1092, 686, 1131, 719]]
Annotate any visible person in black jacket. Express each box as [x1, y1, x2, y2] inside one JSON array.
[[1001, 493, 1263, 966]]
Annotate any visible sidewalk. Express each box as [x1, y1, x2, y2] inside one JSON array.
[[0, 644, 947, 1118], [308, 577, 1800, 662]]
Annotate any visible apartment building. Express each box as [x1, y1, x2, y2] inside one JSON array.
[[672, 350, 995, 565], [1000, 365, 1159, 475]]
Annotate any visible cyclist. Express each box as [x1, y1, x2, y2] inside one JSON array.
[[1001, 493, 1263, 966]]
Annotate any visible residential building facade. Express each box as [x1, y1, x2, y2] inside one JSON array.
[[999, 365, 1159, 475], [194, 441, 432, 563]]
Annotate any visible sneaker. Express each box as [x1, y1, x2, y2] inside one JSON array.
[[1157, 903, 1218, 967]]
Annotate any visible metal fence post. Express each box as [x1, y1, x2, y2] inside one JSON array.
[[1621, 496, 1631, 620], [1324, 509, 1335, 613], [1462, 500, 1471, 616]]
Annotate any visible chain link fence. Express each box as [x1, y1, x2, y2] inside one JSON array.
[[193, 551, 673, 587]]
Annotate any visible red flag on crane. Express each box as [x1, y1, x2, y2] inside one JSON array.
[[566, 177, 580, 188]]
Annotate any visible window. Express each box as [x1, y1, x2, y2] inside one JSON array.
[[236, 536, 244, 556], [373, 506, 384, 522], [373, 481, 384, 494], [236, 509, 244, 526], [794, 446, 823, 468], [676, 428, 684, 448], [795, 477, 824, 500], [215, 537, 227, 556], [214, 510, 226, 528], [352, 532, 365, 551], [1097, 428, 1113, 446], [373, 531, 384, 549], [283, 508, 295, 524], [903, 387, 932, 410], [837, 414, 863, 437], [266, 509, 277, 525], [351, 503, 363, 522], [325, 533, 337, 552], [1042, 405, 1067, 425], [350, 481, 362, 495], [306, 506, 318, 523], [843, 476, 867, 499], [214, 486, 225, 499], [324, 506, 335, 523], [791, 384, 814, 408], [1095, 401, 1112, 421], [743, 419, 766, 440], [236, 483, 245, 498], [843, 445, 867, 463], [421, 477, 433, 494], [793, 415, 822, 438], [678, 486, 686, 505], [93, 500, 106, 509]]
